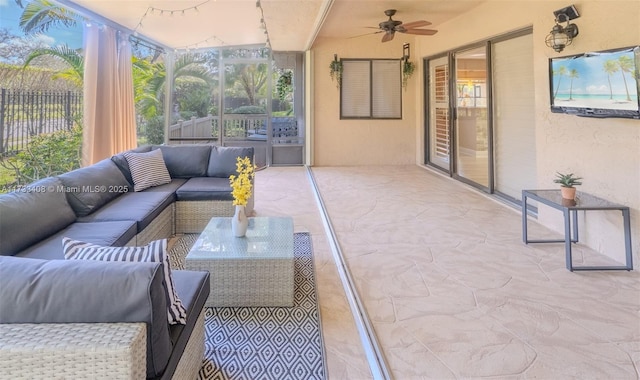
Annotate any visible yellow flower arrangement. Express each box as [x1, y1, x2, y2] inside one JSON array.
[[229, 156, 255, 206]]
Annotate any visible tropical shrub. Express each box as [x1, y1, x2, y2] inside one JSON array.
[[230, 105, 266, 114], [1, 125, 82, 188]]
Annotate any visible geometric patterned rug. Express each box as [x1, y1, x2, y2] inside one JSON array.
[[169, 232, 327, 380]]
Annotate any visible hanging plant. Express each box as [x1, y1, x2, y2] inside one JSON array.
[[276, 70, 293, 101], [329, 54, 343, 89], [402, 60, 416, 89]]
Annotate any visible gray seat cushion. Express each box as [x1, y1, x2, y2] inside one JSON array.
[[175, 177, 233, 201], [141, 178, 187, 193], [0, 256, 172, 378], [161, 269, 210, 380], [0, 177, 77, 256], [15, 220, 138, 260], [57, 158, 131, 217], [78, 191, 174, 233], [153, 145, 212, 178]]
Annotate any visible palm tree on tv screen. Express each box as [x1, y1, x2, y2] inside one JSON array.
[[617, 55, 634, 101], [568, 69, 579, 101], [603, 59, 619, 100]]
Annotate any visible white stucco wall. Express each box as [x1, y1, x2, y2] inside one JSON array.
[[311, 36, 418, 166], [310, 0, 640, 262], [415, 0, 640, 263]]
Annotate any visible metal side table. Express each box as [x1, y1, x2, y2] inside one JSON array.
[[522, 189, 633, 271]]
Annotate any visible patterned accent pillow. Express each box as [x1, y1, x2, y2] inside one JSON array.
[[62, 237, 187, 325], [123, 149, 172, 191]]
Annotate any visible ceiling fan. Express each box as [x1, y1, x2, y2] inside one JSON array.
[[364, 9, 438, 42]]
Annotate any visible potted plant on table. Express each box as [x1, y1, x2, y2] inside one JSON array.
[[229, 156, 255, 237], [554, 172, 582, 200]]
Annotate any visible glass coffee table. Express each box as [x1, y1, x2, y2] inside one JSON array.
[[185, 216, 294, 307]]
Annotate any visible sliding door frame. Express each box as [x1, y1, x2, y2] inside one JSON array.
[[424, 27, 533, 198]]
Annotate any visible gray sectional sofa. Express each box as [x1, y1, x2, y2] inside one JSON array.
[[0, 144, 254, 379]]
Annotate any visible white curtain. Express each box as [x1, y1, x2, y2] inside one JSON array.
[[82, 24, 137, 166]]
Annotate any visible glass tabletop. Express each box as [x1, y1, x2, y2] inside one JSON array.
[[187, 216, 294, 259], [523, 189, 628, 210]]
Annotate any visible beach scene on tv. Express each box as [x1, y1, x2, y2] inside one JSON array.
[[551, 48, 639, 111]]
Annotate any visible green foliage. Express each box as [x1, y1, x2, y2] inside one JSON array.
[[0, 63, 80, 91], [276, 70, 292, 101], [1, 125, 82, 187], [329, 56, 342, 88], [230, 105, 266, 114], [402, 60, 415, 89], [22, 45, 84, 87], [553, 172, 583, 188], [140, 116, 165, 146], [19, 0, 80, 35], [175, 81, 212, 118]]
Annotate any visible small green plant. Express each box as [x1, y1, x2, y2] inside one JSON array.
[[554, 172, 583, 188], [329, 54, 343, 89], [276, 70, 293, 101], [402, 60, 415, 89]]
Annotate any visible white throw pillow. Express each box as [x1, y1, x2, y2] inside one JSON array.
[[123, 149, 172, 191], [62, 237, 187, 325]]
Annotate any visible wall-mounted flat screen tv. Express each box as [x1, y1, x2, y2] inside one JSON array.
[[549, 46, 639, 119]]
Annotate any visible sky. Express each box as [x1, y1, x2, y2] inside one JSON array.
[[551, 48, 638, 96], [0, 0, 83, 49]]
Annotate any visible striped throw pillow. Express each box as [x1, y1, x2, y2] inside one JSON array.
[[62, 237, 187, 325], [123, 149, 172, 191]]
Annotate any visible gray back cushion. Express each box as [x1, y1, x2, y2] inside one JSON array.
[[57, 158, 131, 216], [0, 177, 77, 256], [207, 146, 254, 177], [153, 145, 212, 178], [0, 256, 172, 378]]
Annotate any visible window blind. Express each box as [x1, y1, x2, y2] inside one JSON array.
[[341, 59, 401, 119]]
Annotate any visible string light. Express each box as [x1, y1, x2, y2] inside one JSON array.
[[134, 0, 210, 32], [132, 0, 267, 50], [174, 35, 227, 51], [255, 0, 271, 49]]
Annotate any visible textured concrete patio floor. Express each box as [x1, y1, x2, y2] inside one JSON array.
[[253, 165, 640, 380]]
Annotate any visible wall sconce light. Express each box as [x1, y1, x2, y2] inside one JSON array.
[[545, 5, 580, 53], [402, 43, 410, 62]]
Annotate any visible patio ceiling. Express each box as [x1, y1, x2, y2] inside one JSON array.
[[61, 0, 484, 51]]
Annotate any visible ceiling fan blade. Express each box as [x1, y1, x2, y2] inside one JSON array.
[[400, 20, 431, 29], [402, 28, 438, 36], [348, 30, 383, 39], [382, 32, 395, 42]]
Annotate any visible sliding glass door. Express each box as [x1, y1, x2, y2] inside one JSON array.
[[453, 46, 490, 189], [424, 29, 534, 201]]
